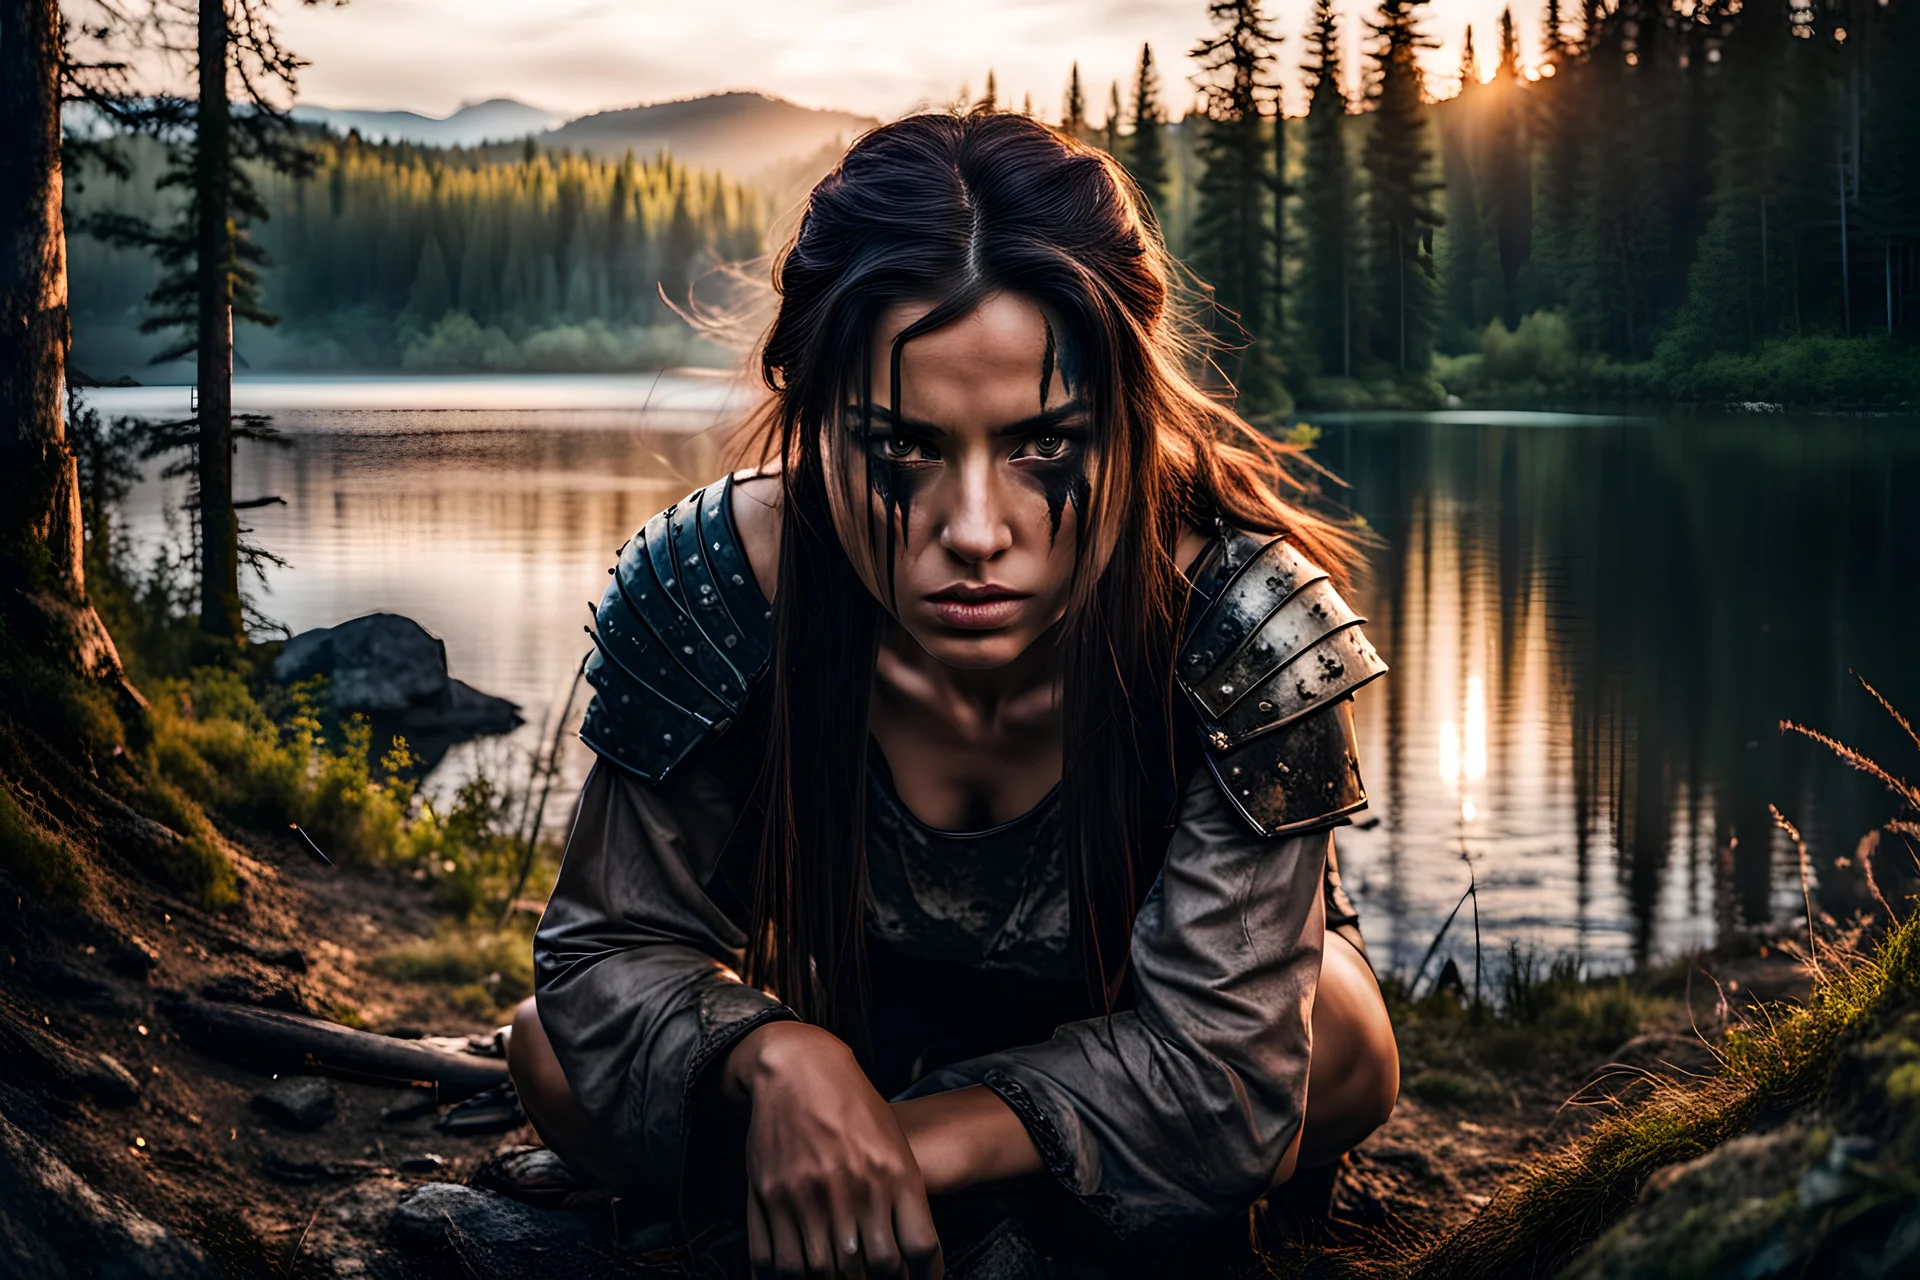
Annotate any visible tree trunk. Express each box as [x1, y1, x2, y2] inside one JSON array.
[[0, 0, 126, 681], [195, 0, 242, 649]]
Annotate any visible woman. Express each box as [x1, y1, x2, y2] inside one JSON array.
[[509, 110, 1398, 1278]]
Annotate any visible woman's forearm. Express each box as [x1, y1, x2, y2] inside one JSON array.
[[891, 1084, 1042, 1195]]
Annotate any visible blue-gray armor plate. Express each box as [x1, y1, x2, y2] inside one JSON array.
[[1179, 530, 1388, 836], [578, 474, 772, 783]]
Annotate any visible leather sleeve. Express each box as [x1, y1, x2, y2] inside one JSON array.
[[532, 762, 794, 1225], [897, 766, 1327, 1241]]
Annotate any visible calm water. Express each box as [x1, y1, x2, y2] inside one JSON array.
[[89, 377, 1920, 980]]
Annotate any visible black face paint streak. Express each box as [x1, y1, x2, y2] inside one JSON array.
[[1038, 456, 1091, 547], [1040, 322, 1056, 412]]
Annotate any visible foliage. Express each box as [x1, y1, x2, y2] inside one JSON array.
[[67, 134, 767, 376], [1361, 0, 1444, 374], [1295, 0, 1362, 380], [1126, 44, 1170, 222], [1188, 0, 1289, 413]]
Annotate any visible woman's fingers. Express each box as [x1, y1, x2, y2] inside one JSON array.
[[765, 1192, 808, 1277], [857, 1189, 903, 1276], [829, 1181, 870, 1280], [893, 1187, 942, 1280], [746, 1188, 775, 1273]]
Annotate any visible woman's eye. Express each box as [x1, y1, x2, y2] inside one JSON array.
[[1033, 434, 1066, 458], [881, 436, 935, 461]]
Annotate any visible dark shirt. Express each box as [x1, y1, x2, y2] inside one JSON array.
[[535, 481, 1373, 1269]]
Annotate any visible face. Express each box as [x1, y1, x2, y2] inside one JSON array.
[[825, 291, 1094, 670]]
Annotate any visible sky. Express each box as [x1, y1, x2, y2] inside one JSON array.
[[263, 0, 1555, 123]]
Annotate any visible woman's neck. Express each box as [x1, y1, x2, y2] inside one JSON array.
[[873, 616, 1063, 742]]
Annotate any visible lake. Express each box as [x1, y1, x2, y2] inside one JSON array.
[[86, 376, 1920, 983]]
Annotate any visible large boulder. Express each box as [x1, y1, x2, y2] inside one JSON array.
[[0, 1109, 218, 1279], [272, 615, 520, 768]]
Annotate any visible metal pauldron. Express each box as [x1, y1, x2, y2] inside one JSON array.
[[1179, 531, 1389, 836], [578, 474, 773, 782]]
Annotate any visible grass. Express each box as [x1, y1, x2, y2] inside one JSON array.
[[1306, 692, 1920, 1279], [370, 919, 538, 1018]]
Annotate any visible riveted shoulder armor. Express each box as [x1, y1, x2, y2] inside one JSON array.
[[1179, 531, 1388, 837], [578, 474, 773, 783]]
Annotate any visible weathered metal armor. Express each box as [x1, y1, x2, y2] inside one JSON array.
[[578, 474, 772, 783], [1178, 529, 1389, 837]]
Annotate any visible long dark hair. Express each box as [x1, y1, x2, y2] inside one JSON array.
[[737, 110, 1352, 1039]]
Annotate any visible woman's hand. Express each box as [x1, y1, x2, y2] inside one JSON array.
[[724, 1022, 942, 1278]]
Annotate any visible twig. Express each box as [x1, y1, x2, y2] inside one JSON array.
[[1469, 860, 1484, 1010], [1410, 882, 1474, 999], [288, 823, 331, 867], [498, 656, 586, 925], [282, 1204, 320, 1275], [1771, 804, 1824, 979]]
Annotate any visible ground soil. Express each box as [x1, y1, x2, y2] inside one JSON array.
[[0, 809, 1819, 1277], [1, 814, 535, 1277]]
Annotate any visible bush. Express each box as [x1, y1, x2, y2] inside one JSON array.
[[1651, 333, 1920, 408]]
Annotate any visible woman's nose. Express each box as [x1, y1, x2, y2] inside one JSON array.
[[938, 467, 1013, 563]]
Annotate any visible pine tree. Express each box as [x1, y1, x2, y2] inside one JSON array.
[[1128, 44, 1171, 221], [1063, 63, 1088, 137], [1298, 0, 1361, 376], [1437, 24, 1489, 350], [1104, 81, 1124, 154], [1486, 7, 1532, 325], [1362, 0, 1444, 372], [979, 70, 999, 113], [1190, 0, 1288, 409], [80, 0, 323, 651]]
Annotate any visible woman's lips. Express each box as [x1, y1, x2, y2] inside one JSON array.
[[924, 586, 1031, 630]]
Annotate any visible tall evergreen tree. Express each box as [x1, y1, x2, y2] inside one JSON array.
[[1128, 44, 1171, 221], [1063, 63, 1088, 137], [84, 0, 324, 652], [1486, 7, 1533, 325], [979, 70, 999, 113], [1104, 81, 1124, 154], [1190, 0, 1287, 408], [1362, 0, 1445, 371], [1438, 25, 1490, 349], [1298, 0, 1361, 376]]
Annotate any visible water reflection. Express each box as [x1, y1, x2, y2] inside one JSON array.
[[1333, 417, 1920, 978], [99, 384, 1919, 973]]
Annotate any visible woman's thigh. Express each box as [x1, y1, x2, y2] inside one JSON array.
[[1299, 931, 1399, 1168], [505, 996, 626, 1186]]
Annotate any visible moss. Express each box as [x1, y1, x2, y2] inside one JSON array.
[[0, 786, 91, 904]]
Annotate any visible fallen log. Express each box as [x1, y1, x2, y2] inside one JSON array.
[[165, 1000, 509, 1100]]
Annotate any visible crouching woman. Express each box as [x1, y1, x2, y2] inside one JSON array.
[[508, 110, 1398, 1278]]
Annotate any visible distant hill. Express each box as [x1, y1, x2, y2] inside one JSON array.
[[292, 98, 563, 147], [542, 92, 878, 183]]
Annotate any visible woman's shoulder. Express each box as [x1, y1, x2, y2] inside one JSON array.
[[1176, 524, 1388, 838], [576, 472, 776, 784]]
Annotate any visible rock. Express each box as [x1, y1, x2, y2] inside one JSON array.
[[387, 1183, 631, 1277], [259, 1152, 382, 1185], [397, 1153, 446, 1173], [251, 1077, 339, 1131], [272, 613, 519, 733], [0, 1108, 218, 1279], [382, 1091, 440, 1124]]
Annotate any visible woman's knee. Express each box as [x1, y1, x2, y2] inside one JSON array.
[[1308, 935, 1400, 1147], [507, 995, 564, 1108]]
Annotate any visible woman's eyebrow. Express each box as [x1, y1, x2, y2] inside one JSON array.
[[838, 400, 1088, 437], [992, 400, 1088, 438], [839, 403, 944, 435]]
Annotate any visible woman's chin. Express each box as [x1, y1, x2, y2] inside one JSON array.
[[904, 627, 1036, 671]]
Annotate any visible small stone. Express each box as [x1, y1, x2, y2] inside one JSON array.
[[398, 1153, 446, 1173], [252, 1077, 339, 1131], [382, 1088, 439, 1124]]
